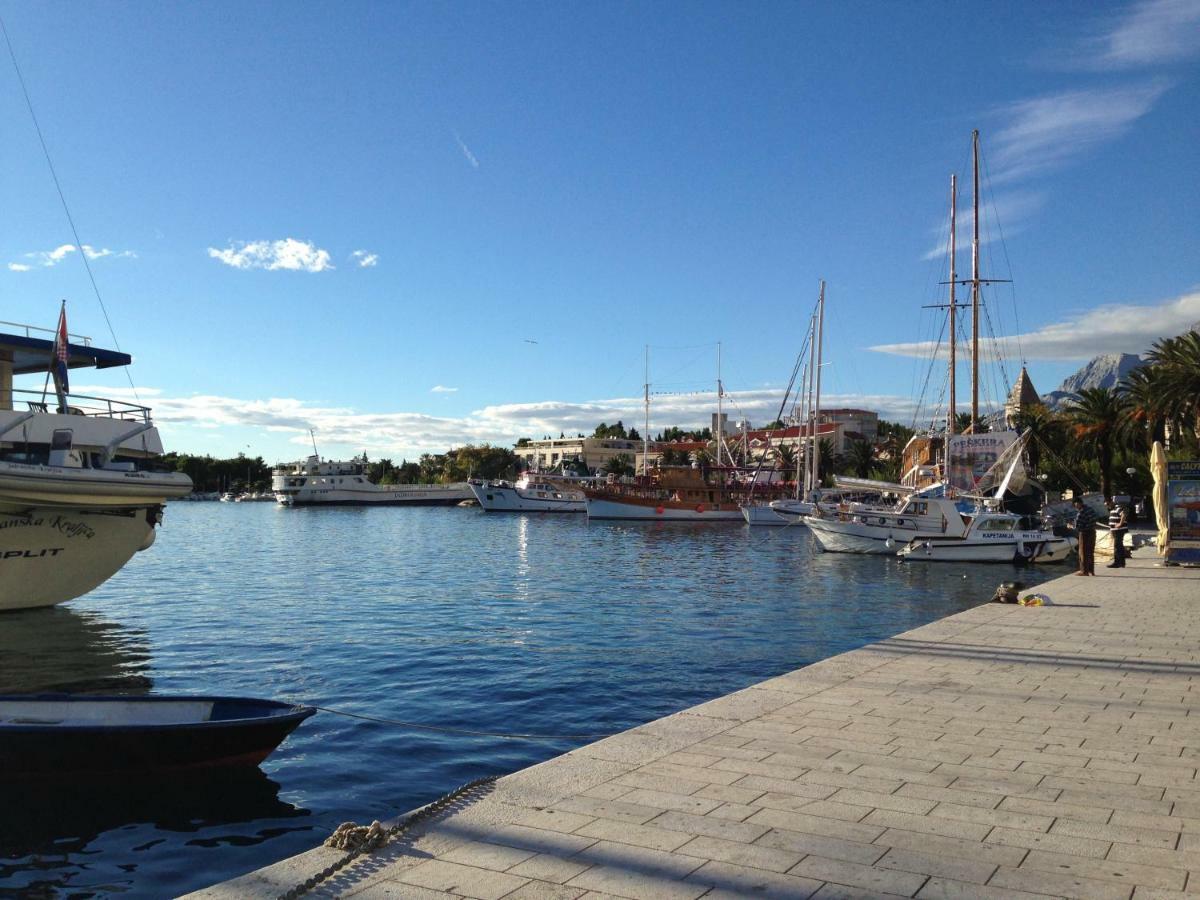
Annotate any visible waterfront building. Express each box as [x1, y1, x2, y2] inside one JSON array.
[[514, 436, 641, 472], [1004, 366, 1043, 428], [819, 408, 879, 448]]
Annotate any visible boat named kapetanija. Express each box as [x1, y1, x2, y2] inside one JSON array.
[[0, 320, 192, 611], [272, 455, 471, 506]]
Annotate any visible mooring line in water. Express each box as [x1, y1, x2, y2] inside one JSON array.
[[304, 703, 620, 741]]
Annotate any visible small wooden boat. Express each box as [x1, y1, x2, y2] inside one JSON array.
[[0, 695, 315, 776]]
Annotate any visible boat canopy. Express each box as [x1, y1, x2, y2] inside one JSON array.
[[0, 329, 131, 375], [834, 475, 911, 495]]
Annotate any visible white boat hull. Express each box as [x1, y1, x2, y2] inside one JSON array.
[[0, 506, 159, 611], [900, 534, 1077, 564], [741, 504, 791, 526], [275, 483, 472, 506], [0, 462, 192, 508], [586, 497, 746, 521], [468, 483, 584, 513], [804, 519, 901, 554]]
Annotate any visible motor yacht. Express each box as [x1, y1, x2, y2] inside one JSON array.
[[0, 321, 192, 611], [272, 455, 471, 506]]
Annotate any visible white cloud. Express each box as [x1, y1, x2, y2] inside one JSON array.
[[871, 289, 1200, 361], [989, 82, 1168, 183], [86, 385, 921, 459], [430, 385, 459, 393], [8, 243, 136, 271], [454, 131, 480, 168], [1085, 0, 1200, 69], [207, 238, 333, 272], [922, 189, 1046, 261], [351, 250, 378, 268]]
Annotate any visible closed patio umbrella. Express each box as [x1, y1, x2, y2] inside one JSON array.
[[1151, 441, 1169, 557]]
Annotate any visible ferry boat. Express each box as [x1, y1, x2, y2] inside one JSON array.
[[272, 455, 471, 506], [584, 467, 781, 521], [0, 320, 192, 611], [468, 471, 594, 513]]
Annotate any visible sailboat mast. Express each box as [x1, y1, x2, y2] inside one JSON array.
[[970, 128, 980, 432], [802, 313, 816, 495], [643, 344, 650, 476], [716, 341, 723, 468], [812, 280, 825, 490], [948, 173, 957, 438]]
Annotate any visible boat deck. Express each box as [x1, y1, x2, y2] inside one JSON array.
[[189, 547, 1200, 899]]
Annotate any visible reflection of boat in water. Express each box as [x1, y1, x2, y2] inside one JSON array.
[[2, 767, 310, 894], [0, 606, 151, 694]]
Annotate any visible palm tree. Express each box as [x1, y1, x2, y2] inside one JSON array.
[[1118, 365, 1167, 451], [847, 440, 875, 478], [1065, 387, 1128, 499], [775, 444, 797, 476], [1143, 330, 1200, 442], [1010, 405, 1063, 479], [816, 438, 841, 485]]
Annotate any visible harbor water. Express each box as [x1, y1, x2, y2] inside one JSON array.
[[0, 503, 1056, 898]]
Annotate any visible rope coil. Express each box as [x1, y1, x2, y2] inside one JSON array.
[[279, 774, 498, 900]]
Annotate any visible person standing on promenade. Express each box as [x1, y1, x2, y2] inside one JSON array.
[[1073, 497, 1098, 576], [1107, 498, 1129, 568]]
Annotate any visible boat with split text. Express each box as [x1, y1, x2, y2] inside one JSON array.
[[0, 319, 192, 611]]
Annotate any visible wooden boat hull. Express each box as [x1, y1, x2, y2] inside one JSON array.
[[0, 695, 315, 776], [586, 496, 746, 521]]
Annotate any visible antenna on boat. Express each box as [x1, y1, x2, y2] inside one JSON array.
[[309, 428, 319, 460]]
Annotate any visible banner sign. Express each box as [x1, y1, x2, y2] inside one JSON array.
[[1167, 460, 1200, 565], [947, 432, 1018, 494]]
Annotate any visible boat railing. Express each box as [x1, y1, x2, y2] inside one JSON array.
[[0, 319, 93, 345], [11, 388, 151, 423]]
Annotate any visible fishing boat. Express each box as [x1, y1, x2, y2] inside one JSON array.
[[898, 509, 1075, 563], [0, 317, 193, 611], [0, 695, 314, 777], [272, 454, 471, 506], [468, 471, 594, 513], [805, 493, 967, 554]]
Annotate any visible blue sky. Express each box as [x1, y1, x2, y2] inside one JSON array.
[[1, 1, 1197, 462]]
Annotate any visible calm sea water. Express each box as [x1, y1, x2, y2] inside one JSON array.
[[0, 503, 1056, 898]]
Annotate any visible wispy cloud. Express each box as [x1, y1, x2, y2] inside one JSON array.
[[430, 385, 459, 393], [82, 385, 921, 458], [351, 250, 378, 268], [1080, 0, 1200, 69], [454, 131, 480, 168], [7, 243, 136, 271], [207, 238, 333, 272], [989, 82, 1169, 183], [922, 189, 1047, 260], [871, 289, 1200, 361]]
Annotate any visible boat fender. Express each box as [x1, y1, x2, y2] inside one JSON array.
[[877, 517, 886, 525], [695, 503, 705, 514], [1018, 542, 1039, 561], [897, 518, 905, 526], [884, 537, 894, 549], [656, 506, 665, 515]]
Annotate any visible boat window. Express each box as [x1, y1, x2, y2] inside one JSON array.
[[979, 518, 1014, 531], [51, 429, 73, 451]]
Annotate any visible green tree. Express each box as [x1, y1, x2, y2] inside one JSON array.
[[1143, 330, 1200, 442], [846, 440, 875, 478], [816, 438, 841, 485], [775, 444, 797, 475], [1010, 405, 1064, 479], [603, 453, 634, 476], [1065, 387, 1129, 499]]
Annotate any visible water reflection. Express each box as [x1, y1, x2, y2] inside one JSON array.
[[0, 607, 152, 694], [0, 769, 310, 896]]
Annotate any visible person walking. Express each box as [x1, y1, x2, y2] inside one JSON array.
[[1072, 497, 1097, 576], [1107, 498, 1129, 568]]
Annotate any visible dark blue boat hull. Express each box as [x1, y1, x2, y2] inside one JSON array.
[[0, 695, 315, 777]]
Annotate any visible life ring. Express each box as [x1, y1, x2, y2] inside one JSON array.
[[695, 503, 705, 514]]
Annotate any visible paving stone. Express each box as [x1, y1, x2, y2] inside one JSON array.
[[675, 834, 804, 874], [874, 828, 1029, 868], [573, 818, 693, 853], [507, 854, 592, 885], [503, 882, 588, 900], [441, 841, 537, 872], [829, 788, 937, 816], [1020, 848, 1186, 891], [789, 853, 929, 896], [614, 788, 721, 816], [745, 806, 887, 844], [876, 847, 998, 885], [683, 860, 823, 899], [755, 827, 888, 866], [916, 875, 1066, 899], [988, 862, 1135, 899], [985, 825, 1111, 859], [554, 795, 665, 826], [930, 800, 1055, 832], [647, 809, 769, 844], [862, 808, 992, 841], [396, 859, 531, 900], [1051, 817, 1180, 850]]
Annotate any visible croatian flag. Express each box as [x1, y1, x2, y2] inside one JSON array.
[[52, 305, 69, 397]]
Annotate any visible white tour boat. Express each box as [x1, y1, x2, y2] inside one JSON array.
[[0, 320, 192, 611], [804, 493, 965, 554], [898, 510, 1075, 564], [468, 471, 594, 513], [272, 455, 471, 506]]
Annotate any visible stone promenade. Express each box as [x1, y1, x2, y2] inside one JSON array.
[[191, 550, 1200, 900]]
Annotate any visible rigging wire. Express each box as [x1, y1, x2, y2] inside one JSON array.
[[979, 144, 1025, 368], [0, 16, 139, 401]]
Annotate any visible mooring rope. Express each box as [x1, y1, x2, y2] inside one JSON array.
[[306, 703, 619, 741], [278, 774, 498, 900]]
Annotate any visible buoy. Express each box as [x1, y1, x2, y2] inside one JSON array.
[[695, 504, 705, 514], [656, 506, 665, 515]]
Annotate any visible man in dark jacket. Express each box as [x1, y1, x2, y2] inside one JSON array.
[[1073, 497, 1097, 576]]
